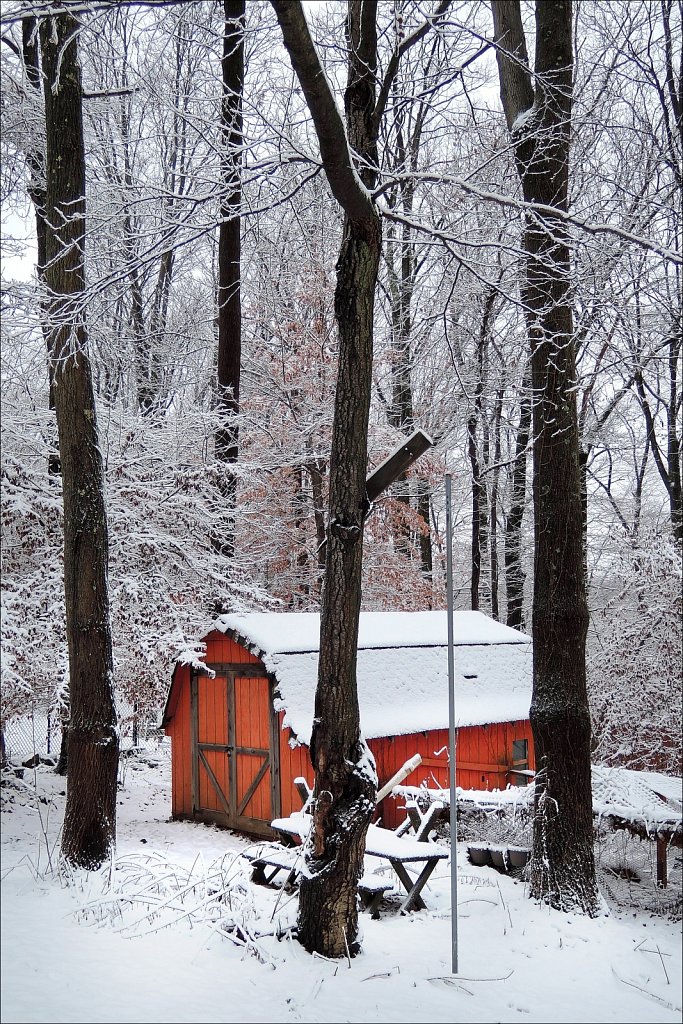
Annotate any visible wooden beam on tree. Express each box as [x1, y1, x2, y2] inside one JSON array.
[[365, 428, 434, 503], [317, 428, 434, 562]]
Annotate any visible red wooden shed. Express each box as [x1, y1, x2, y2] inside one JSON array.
[[162, 610, 535, 837]]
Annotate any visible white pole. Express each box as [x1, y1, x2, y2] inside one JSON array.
[[445, 473, 459, 974]]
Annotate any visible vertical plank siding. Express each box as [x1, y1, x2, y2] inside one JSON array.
[[278, 714, 313, 817], [166, 664, 192, 818], [372, 720, 536, 829], [234, 674, 272, 823], [166, 632, 535, 834]]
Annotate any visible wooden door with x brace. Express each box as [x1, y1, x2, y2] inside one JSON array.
[[191, 666, 279, 836]]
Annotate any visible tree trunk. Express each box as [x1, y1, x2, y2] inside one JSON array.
[[272, 0, 381, 958], [417, 478, 433, 588], [492, 0, 599, 914], [40, 12, 118, 870], [213, 0, 245, 558], [300, 211, 381, 955], [22, 17, 60, 477], [490, 390, 503, 619], [467, 408, 483, 611], [504, 371, 530, 629], [273, 0, 447, 957]]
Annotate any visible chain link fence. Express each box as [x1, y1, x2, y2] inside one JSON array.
[[2, 701, 162, 764]]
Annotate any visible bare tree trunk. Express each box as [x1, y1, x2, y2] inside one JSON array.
[[504, 370, 530, 629], [417, 478, 433, 588], [467, 288, 495, 611], [213, 0, 245, 558], [40, 12, 118, 869], [22, 16, 59, 477], [306, 458, 328, 573], [467, 406, 483, 611], [492, 0, 599, 914], [490, 390, 503, 619], [272, 0, 449, 958]]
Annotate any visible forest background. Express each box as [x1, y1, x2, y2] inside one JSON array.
[[1, 0, 681, 784]]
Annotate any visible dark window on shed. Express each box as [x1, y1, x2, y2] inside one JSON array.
[[511, 738, 529, 785]]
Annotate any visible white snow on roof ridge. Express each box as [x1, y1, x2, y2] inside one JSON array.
[[215, 609, 530, 656]]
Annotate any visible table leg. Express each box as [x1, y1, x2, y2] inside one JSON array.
[[389, 859, 435, 912]]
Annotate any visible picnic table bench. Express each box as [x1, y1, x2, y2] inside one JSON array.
[[269, 813, 450, 913], [244, 842, 394, 918]]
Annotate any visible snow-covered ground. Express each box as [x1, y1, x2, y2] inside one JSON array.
[[1, 744, 681, 1024]]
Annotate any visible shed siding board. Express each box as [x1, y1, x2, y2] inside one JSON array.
[[197, 673, 229, 814], [166, 663, 192, 818], [277, 715, 312, 817], [371, 720, 536, 829], [234, 674, 271, 821], [206, 631, 260, 666]]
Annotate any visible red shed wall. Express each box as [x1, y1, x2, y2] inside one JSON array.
[[203, 630, 262, 668], [165, 663, 193, 818], [165, 633, 263, 822], [273, 719, 535, 829], [278, 713, 313, 817], [370, 720, 535, 829]]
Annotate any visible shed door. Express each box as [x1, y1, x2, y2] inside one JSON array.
[[231, 675, 275, 833], [192, 670, 275, 835], [195, 674, 231, 825]]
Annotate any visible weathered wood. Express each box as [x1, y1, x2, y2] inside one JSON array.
[[246, 845, 393, 916], [204, 663, 268, 677], [294, 777, 313, 810], [365, 429, 434, 503]]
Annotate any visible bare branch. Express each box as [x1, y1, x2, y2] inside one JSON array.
[[270, 0, 374, 225]]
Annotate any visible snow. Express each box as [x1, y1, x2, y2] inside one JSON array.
[[216, 610, 530, 654], [400, 766, 683, 836], [511, 103, 536, 134], [209, 611, 533, 744], [592, 766, 682, 833], [2, 750, 681, 1024], [268, 644, 532, 744]]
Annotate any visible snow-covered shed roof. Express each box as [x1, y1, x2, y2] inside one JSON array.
[[214, 609, 526, 654], [213, 611, 532, 745]]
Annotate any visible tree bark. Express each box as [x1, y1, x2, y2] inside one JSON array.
[[40, 12, 118, 869], [504, 369, 531, 629], [492, 0, 599, 914], [22, 17, 61, 477], [213, 0, 245, 558], [272, 0, 447, 957]]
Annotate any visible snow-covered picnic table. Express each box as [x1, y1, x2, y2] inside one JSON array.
[[268, 813, 450, 913]]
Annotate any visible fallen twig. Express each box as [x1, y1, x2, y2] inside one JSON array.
[[611, 966, 681, 1012]]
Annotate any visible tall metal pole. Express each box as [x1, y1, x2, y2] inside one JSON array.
[[445, 473, 459, 974]]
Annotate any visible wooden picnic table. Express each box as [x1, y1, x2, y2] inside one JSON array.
[[270, 813, 450, 913]]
